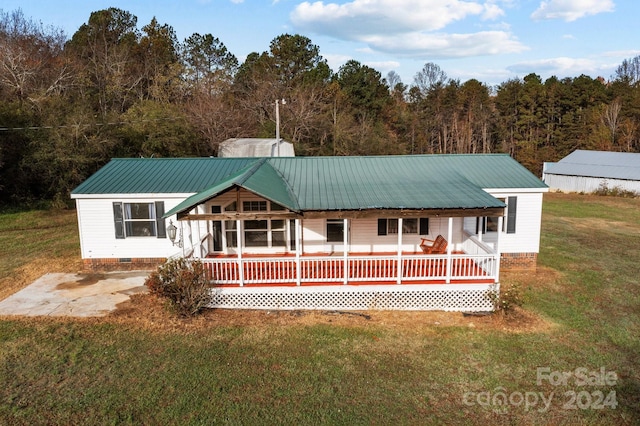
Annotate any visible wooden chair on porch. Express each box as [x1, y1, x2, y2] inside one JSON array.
[[420, 235, 448, 254]]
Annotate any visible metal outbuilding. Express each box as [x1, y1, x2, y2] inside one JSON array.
[[543, 150, 640, 194], [218, 138, 295, 157]]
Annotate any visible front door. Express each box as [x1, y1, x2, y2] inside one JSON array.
[[211, 220, 223, 252]]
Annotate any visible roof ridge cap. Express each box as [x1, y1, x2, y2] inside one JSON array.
[[263, 159, 301, 211], [235, 158, 267, 186]]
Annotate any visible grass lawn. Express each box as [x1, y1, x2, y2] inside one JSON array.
[[1, 193, 639, 425]]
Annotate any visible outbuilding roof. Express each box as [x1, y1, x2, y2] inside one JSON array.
[[71, 154, 547, 216], [544, 150, 640, 181]]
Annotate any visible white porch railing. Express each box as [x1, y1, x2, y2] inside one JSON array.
[[200, 243, 498, 286]]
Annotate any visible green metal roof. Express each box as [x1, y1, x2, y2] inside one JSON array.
[[70, 157, 257, 195], [72, 154, 547, 217], [167, 159, 301, 216]]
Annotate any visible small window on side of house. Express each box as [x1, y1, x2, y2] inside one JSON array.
[[478, 197, 516, 234], [243, 201, 267, 212], [326, 219, 344, 242], [377, 218, 424, 236]]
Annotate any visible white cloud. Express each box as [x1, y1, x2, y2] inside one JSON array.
[[356, 47, 376, 54], [531, 0, 614, 22], [324, 55, 400, 75], [448, 66, 514, 86], [365, 31, 527, 59], [323, 53, 354, 72], [482, 2, 505, 20], [601, 49, 640, 58], [290, 0, 523, 59], [506, 57, 608, 77], [291, 0, 497, 38], [488, 21, 512, 31], [363, 60, 401, 72]]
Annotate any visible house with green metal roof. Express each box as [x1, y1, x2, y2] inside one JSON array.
[[71, 154, 548, 311]]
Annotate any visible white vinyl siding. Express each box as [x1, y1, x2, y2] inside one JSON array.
[[74, 188, 544, 260], [302, 217, 465, 253], [75, 197, 184, 259], [477, 192, 544, 254]]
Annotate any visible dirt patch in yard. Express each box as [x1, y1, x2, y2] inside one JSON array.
[[55, 272, 148, 290]]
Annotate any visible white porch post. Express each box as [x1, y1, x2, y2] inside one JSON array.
[[180, 221, 186, 257], [495, 216, 503, 282], [446, 217, 453, 284], [343, 218, 349, 285], [196, 219, 202, 258], [477, 217, 483, 242], [236, 219, 244, 286], [295, 218, 301, 286], [397, 217, 403, 284]]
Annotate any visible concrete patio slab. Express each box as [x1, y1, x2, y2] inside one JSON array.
[[0, 271, 148, 317]]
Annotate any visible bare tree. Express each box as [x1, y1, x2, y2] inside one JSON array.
[[0, 9, 73, 106], [413, 62, 448, 96], [601, 98, 622, 147], [613, 55, 640, 86]]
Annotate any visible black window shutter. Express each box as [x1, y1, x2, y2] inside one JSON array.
[[507, 196, 517, 234], [419, 218, 429, 235], [155, 201, 166, 238], [113, 202, 125, 239], [377, 219, 387, 236]]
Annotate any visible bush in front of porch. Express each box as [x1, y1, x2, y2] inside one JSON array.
[[145, 258, 212, 317]]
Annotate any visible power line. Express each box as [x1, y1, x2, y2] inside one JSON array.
[[0, 117, 184, 132]]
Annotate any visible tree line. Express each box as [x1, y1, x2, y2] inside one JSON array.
[[1, 7, 639, 207]]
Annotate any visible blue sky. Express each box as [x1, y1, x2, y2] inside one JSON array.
[[3, 0, 639, 87]]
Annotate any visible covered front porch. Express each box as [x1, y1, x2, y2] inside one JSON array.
[[174, 214, 503, 288], [171, 214, 503, 312], [201, 240, 497, 287], [161, 164, 508, 311]]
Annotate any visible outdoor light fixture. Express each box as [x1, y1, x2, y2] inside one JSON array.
[[166, 220, 183, 247]]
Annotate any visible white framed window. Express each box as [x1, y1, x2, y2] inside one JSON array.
[[244, 219, 268, 247], [243, 200, 267, 212], [125, 203, 156, 236], [223, 201, 238, 248], [378, 218, 428, 236], [113, 201, 166, 239], [326, 219, 344, 243], [478, 197, 517, 234], [226, 199, 290, 249]]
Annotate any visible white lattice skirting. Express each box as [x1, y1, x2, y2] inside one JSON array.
[[208, 284, 499, 312]]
